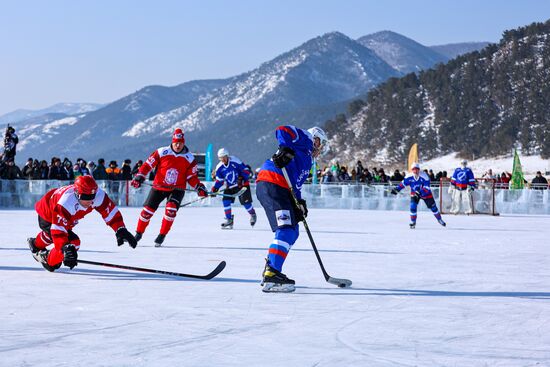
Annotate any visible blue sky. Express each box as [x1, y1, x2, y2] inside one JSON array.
[[1, 0, 549, 115]]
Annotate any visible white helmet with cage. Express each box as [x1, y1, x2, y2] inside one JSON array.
[[307, 126, 329, 155], [217, 148, 229, 158]]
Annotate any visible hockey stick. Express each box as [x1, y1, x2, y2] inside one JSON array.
[[281, 167, 352, 288], [142, 182, 247, 198], [77, 259, 226, 280]]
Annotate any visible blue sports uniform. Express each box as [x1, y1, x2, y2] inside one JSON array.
[[256, 125, 314, 271], [394, 172, 444, 225], [213, 156, 255, 219], [451, 167, 476, 190]]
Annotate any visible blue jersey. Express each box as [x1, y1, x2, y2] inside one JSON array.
[[451, 167, 475, 189], [395, 172, 434, 199], [256, 125, 314, 200], [213, 156, 250, 190]]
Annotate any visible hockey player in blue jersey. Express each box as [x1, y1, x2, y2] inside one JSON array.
[[211, 148, 256, 229], [391, 162, 446, 229], [449, 159, 476, 214], [256, 125, 328, 292]]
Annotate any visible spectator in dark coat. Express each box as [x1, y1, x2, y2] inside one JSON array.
[[3, 126, 18, 162], [391, 169, 404, 183], [38, 160, 49, 179], [337, 167, 351, 181], [48, 158, 64, 179], [121, 159, 133, 180], [61, 160, 73, 180], [1, 159, 22, 179], [355, 160, 364, 179], [22, 158, 34, 179], [531, 171, 548, 190], [132, 160, 143, 176], [428, 169, 436, 181], [93, 158, 109, 180]]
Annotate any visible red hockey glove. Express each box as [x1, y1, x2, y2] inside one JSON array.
[[196, 183, 208, 198], [131, 174, 145, 188]]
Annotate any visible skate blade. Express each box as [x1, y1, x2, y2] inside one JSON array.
[[262, 282, 295, 293], [221, 226, 233, 230], [31, 252, 42, 263], [154, 243, 163, 248]]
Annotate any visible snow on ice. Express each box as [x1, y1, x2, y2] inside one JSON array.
[[1, 207, 549, 366]]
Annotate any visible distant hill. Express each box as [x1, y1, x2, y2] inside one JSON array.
[[430, 42, 491, 59], [325, 20, 550, 166], [0, 103, 103, 126]]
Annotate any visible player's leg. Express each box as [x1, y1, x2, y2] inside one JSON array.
[[424, 197, 446, 226], [238, 188, 257, 226], [450, 188, 461, 214], [221, 198, 235, 229], [136, 188, 168, 241], [463, 189, 473, 214], [155, 190, 185, 247], [256, 181, 299, 292], [409, 196, 419, 228]]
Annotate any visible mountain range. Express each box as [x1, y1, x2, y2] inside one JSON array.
[[325, 20, 550, 166], [4, 30, 488, 167]]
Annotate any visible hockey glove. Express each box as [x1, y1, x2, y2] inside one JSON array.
[[196, 183, 208, 198], [62, 244, 78, 269], [294, 198, 308, 222], [272, 146, 295, 168], [390, 188, 399, 195], [131, 174, 145, 188], [209, 186, 219, 197], [116, 227, 138, 248], [468, 186, 475, 192]]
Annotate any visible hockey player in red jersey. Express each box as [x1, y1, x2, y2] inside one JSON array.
[[28, 175, 137, 272], [131, 128, 208, 247]]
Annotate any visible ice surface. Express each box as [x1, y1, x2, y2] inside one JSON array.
[[1, 207, 549, 366]]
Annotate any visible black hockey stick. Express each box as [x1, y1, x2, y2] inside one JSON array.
[[281, 167, 352, 288], [78, 259, 226, 280], [142, 182, 247, 198]]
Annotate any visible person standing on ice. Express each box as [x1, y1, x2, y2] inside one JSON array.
[[391, 162, 446, 229], [256, 125, 328, 293], [449, 159, 476, 214], [211, 148, 256, 229], [131, 128, 208, 247], [28, 175, 137, 272]]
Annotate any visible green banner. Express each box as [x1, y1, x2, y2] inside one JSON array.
[[510, 149, 524, 189]]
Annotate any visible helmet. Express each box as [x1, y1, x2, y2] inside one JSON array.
[[461, 159, 468, 166], [172, 128, 185, 144], [307, 127, 329, 155], [217, 148, 229, 158], [410, 162, 420, 170], [74, 175, 98, 201]]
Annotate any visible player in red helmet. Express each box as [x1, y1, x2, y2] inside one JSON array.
[[28, 175, 137, 272], [131, 128, 208, 247]]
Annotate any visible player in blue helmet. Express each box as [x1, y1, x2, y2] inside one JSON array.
[[391, 162, 446, 229], [255, 125, 328, 292]]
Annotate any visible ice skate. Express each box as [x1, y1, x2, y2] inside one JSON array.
[[438, 219, 447, 227], [154, 234, 165, 247], [221, 215, 234, 230], [262, 263, 295, 293], [250, 213, 257, 227], [135, 232, 143, 243], [409, 222, 416, 229]]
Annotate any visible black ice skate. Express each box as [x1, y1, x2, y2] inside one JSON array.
[[438, 219, 447, 227], [221, 215, 234, 230], [154, 234, 165, 247], [409, 222, 416, 229], [29, 241, 61, 272], [262, 263, 295, 293], [135, 232, 143, 243], [250, 213, 257, 227]]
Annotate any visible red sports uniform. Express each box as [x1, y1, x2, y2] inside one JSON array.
[[34, 185, 125, 266], [133, 129, 205, 242]]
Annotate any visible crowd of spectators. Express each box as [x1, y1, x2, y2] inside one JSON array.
[[0, 155, 148, 182]]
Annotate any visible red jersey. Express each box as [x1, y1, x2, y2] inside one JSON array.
[[35, 185, 125, 248], [138, 145, 201, 191]]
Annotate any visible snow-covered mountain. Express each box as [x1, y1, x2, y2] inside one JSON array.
[[430, 42, 490, 59], [357, 30, 449, 74], [16, 32, 400, 166], [0, 103, 103, 126]]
